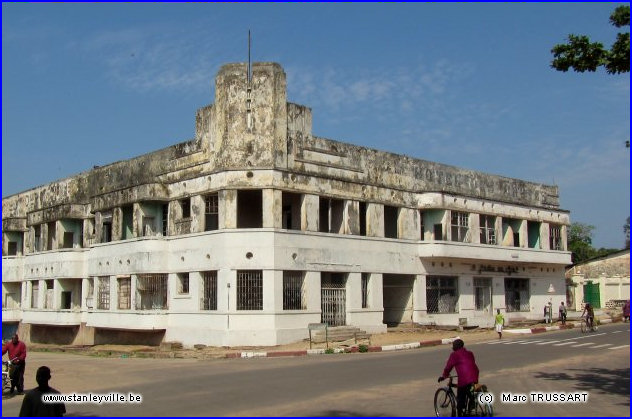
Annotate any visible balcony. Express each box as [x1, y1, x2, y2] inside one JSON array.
[[23, 248, 88, 280], [22, 309, 82, 326], [418, 241, 572, 265], [86, 310, 168, 330]]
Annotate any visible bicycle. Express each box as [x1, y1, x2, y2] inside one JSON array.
[[580, 316, 598, 333], [2, 358, 17, 394], [435, 375, 494, 417]]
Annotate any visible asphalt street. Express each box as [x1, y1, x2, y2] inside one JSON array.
[[2, 323, 629, 417]]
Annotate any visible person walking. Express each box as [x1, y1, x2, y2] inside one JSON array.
[[623, 300, 630, 323], [494, 309, 505, 339], [558, 301, 567, 325]]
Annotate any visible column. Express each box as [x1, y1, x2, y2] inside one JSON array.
[[262, 189, 282, 229], [366, 203, 384, 237], [301, 194, 319, 232]]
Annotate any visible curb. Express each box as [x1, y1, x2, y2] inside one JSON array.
[[225, 336, 461, 359], [505, 318, 615, 335]]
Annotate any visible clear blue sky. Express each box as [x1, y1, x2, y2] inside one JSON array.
[[2, 3, 630, 249]]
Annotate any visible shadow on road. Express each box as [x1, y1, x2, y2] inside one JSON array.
[[534, 366, 630, 402]]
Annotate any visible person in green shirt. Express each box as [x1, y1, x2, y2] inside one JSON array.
[[494, 309, 505, 339]]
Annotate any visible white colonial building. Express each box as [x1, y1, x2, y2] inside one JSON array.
[[2, 62, 571, 347]]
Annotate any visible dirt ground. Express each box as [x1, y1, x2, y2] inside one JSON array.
[[28, 311, 619, 360], [27, 326, 508, 360]]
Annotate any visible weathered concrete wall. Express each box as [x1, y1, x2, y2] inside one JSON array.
[[3, 60, 565, 240]]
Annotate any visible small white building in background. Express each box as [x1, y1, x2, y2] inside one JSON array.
[[2, 62, 571, 347], [566, 249, 630, 311]]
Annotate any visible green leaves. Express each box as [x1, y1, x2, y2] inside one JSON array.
[[550, 5, 629, 74]]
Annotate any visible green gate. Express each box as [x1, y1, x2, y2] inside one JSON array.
[[583, 281, 601, 308]]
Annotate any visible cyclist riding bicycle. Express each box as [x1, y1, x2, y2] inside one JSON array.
[[438, 339, 480, 416], [581, 303, 595, 329]]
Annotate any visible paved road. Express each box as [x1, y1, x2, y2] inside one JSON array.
[[2, 323, 629, 417]]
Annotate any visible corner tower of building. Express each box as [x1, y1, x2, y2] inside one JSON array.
[[199, 62, 288, 171]]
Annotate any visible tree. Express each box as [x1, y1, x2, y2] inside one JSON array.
[[625, 216, 630, 249], [567, 222, 597, 263], [551, 5, 630, 74]]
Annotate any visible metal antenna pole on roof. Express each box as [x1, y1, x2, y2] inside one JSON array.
[[246, 30, 253, 130], [248, 30, 252, 85]]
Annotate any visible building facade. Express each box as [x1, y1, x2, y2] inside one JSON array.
[[566, 249, 630, 311], [2, 62, 571, 347]]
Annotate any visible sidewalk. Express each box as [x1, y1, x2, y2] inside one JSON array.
[[28, 314, 622, 361]]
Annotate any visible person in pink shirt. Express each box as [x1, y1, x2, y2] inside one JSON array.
[[438, 339, 480, 416], [2, 333, 27, 394]]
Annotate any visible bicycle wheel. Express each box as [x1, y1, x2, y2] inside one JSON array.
[[434, 387, 457, 417], [473, 392, 494, 417]]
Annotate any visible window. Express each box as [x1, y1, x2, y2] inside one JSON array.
[[283, 271, 305, 310], [434, 224, 444, 240], [97, 277, 110, 310], [282, 192, 301, 231], [384, 206, 398, 239], [450, 212, 469, 242], [181, 198, 191, 219], [142, 217, 155, 236], [31, 281, 39, 309], [102, 222, 112, 243], [136, 274, 168, 310], [177, 273, 190, 294], [359, 202, 367, 236], [474, 278, 492, 312], [61, 291, 72, 310], [85, 279, 94, 309], [34, 225, 42, 252], [47, 222, 56, 250], [204, 194, 219, 231], [479, 215, 496, 245], [162, 204, 169, 236], [426, 276, 458, 314], [419, 211, 424, 240], [549, 225, 562, 250], [318, 197, 343, 234], [44, 279, 54, 309], [7, 242, 18, 256], [118, 277, 131, 310], [237, 270, 263, 310], [361, 273, 370, 309], [200, 271, 218, 310], [63, 232, 74, 248], [505, 278, 530, 312], [237, 190, 263, 228]]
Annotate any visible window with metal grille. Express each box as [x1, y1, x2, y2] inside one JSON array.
[[426, 276, 458, 313], [200, 271, 218, 310], [136, 274, 168, 310], [549, 225, 562, 250], [479, 215, 496, 245], [177, 273, 190, 294], [283, 271, 305, 310], [31, 281, 39, 309], [204, 194, 219, 231], [474, 277, 492, 312], [118, 277, 131, 309], [504, 278, 530, 312], [451, 212, 469, 242], [237, 270, 263, 310], [361, 273, 370, 308], [97, 277, 110, 310]]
